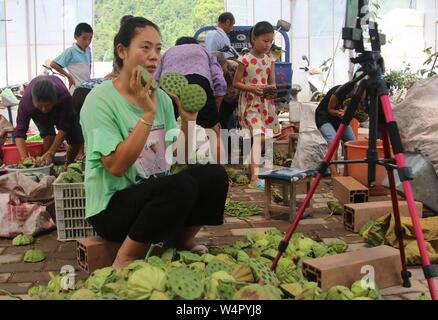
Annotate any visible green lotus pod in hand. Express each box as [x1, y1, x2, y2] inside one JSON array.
[[180, 84, 207, 113], [135, 65, 158, 89], [160, 72, 188, 96]]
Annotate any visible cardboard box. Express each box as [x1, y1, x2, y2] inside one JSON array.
[[303, 245, 402, 291], [333, 176, 369, 204], [344, 201, 423, 232]]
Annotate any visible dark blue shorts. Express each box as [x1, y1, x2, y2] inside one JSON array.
[[34, 114, 84, 145]]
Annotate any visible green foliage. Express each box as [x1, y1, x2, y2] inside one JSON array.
[[93, 0, 224, 62]]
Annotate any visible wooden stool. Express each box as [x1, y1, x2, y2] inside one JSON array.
[[259, 168, 316, 223]]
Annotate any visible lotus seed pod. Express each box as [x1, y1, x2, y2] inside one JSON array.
[[12, 234, 34, 246], [326, 285, 355, 300], [167, 267, 205, 300], [178, 251, 203, 264], [70, 288, 97, 300], [328, 239, 349, 253], [135, 65, 157, 89], [161, 248, 176, 264], [280, 283, 303, 298], [204, 260, 234, 277], [249, 258, 280, 287], [351, 280, 369, 297], [149, 290, 171, 300], [189, 262, 206, 273], [217, 280, 238, 300], [233, 284, 282, 300], [180, 84, 207, 113], [232, 264, 254, 283], [160, 72, 188, 96], [23, 249, 46, 263]]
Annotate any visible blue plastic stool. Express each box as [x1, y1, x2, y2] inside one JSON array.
[[259, 167, 317, 222]]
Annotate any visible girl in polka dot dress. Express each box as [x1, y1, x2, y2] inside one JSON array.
[[233, 21, 280, 188]]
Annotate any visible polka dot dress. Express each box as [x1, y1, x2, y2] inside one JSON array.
[[237, 52, 280, 136]]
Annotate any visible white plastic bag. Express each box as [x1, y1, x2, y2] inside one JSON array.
[[392, 78, 438, 175], [291, 102, 328, 170], [0, 193, 55, 238]]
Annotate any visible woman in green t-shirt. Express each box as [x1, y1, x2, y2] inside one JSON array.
[[80, 17, 228, 268]]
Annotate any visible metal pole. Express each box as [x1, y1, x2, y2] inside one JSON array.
[[308, 0, 311, 60], [25, 0, 32, 82], [34, 0, 37, 77], [4, 0, 9, 85]]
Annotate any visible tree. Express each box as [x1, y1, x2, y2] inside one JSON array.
[[93, 0, 224, 62]]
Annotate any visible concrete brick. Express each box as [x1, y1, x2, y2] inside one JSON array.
[[0, 262, 45, 273], [382, 295, 405, 300], [2, 246, 32, 255], [0, 283, 33, 295], [230, 227, 275, 236], [419, 277, 438, 288], [34, 238, 60, 253], [244, 189, 264, 194], [303, 246, 403, 291], [0, 294, 30, 300], [44, 259, 78, 272], [402, 292, 430, 300], [9, 271, 51, 283], [343, 201, 423, 232], [0, 239, 11, 247], [246, 215, 268, 222], [0, 273, 11, 283], [379, 280, 427, 295], [0, 254, 23, 264], [333, 176, 369, 204], [408, 267, 427, 281], [322, 238, 339, 245], [0, 248, 4, 254], [346, 243, 371, 252], [225, 217, 247, 223], [299, 218, 328, 225]]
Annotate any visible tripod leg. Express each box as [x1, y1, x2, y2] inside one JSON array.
[[271, 124, 350, 270], [271, 81, 366, 270], [380, 95, 438, 300], [380, 124, 411, 288]]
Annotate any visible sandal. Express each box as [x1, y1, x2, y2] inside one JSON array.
[[248, 180, 265, 190]]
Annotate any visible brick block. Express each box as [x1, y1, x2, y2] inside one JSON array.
[[76, 237, 122, 273], [303, 245, 402, 291], [344, 201, 423, 232], [333, 176, 369, 204]]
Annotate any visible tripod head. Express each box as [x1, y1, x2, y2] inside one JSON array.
[[342, 0, 386, 53]]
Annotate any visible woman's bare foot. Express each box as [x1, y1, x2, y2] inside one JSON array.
[[112, 255, 137, 268]]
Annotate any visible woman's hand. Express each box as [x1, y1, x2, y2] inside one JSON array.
[[130, 67, 157, 116], [168, 93, 197, 123], [67, 75, 76, 89], [41, 151, 55, 165], [251, 85, 265, 96], [337, 107, 347, 118]]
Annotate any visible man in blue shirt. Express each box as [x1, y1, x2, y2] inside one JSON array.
[[205, 12, 237, 60]]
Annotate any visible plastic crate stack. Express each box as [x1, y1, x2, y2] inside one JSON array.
[[53, 172, 96, 241]]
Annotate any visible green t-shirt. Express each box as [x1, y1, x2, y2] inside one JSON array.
[[80, 80, 179, 219]]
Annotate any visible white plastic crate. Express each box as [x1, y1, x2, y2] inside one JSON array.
[[53, 172, 96, 241]]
